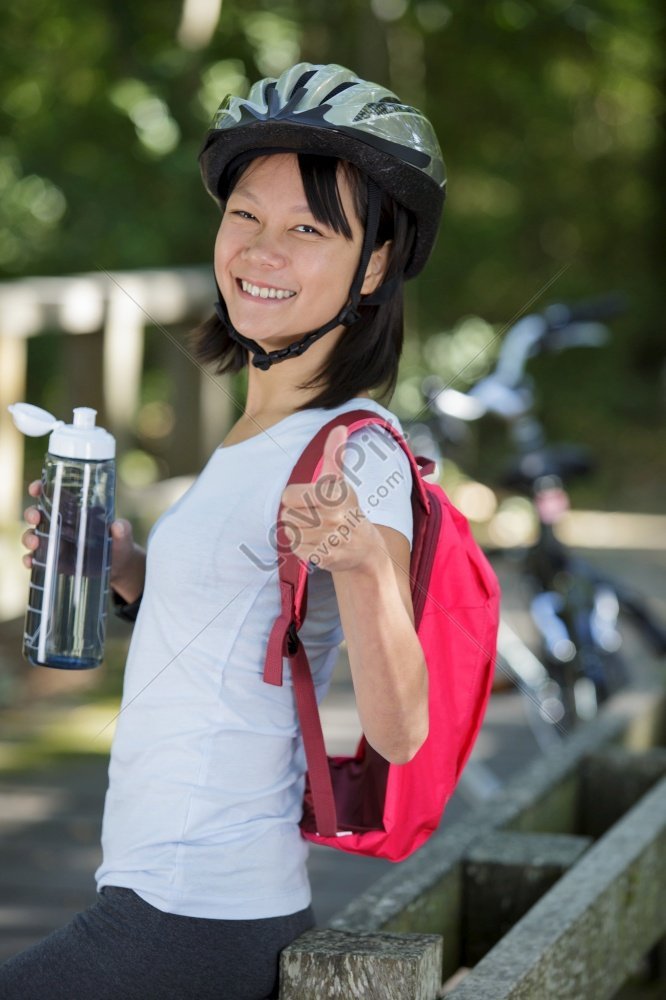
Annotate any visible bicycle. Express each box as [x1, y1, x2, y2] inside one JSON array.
[[414, 296, 666, 751]]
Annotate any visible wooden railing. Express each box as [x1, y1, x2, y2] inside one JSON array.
[[0, 265, 232, 620]]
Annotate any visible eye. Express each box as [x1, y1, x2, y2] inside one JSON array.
[[232, 210, 258, 221], [294, 224, 323, 236]]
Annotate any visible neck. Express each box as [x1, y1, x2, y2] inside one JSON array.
[[242, 323, 370, 417]]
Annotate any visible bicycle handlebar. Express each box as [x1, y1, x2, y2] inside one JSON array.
[[543, 292, 628, 328], [542, 323, 610, 354], [427, 293, 626, 422]]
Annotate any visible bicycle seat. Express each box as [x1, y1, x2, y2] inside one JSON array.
[[501, 443, 594, 491]]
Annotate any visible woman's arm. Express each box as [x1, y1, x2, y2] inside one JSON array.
[[281, 424, 428, 763], [331, 525, 428, 765]]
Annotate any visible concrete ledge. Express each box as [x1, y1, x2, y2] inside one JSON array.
[[328, 686, 665, 984], [330, 686, 665, 940], [279, 686, 665, 997], [462, 831, 592, 965], [446, 776, 666, 999], [580, 745, 666, 838], [280, 930, 442, 1000]]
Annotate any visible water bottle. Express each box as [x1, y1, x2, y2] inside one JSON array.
[[9, 403, 116, 670]]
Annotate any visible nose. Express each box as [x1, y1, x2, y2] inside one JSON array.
[[242, 229, 288, 269]]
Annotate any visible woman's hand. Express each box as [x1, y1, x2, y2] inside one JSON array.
[[280, 425, 384, 575], [21, 480, 44, 570], [21, 480, 146, 603]]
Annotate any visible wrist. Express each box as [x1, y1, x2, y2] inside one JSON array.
[[335, 536, 391, 581], [110, 580, 144, 605], [110, 545, 146, 603], [111, 587, 143, 623]]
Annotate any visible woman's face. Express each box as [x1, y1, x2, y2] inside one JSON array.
[[214, 153, 378, 350]]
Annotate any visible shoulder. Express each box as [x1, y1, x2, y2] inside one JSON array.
[[342, 403, 411, 484], [319, 397, 409, 450], [338, 403, 414, 549]]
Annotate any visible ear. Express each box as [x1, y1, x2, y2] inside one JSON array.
[[361, 241, 392, 296]]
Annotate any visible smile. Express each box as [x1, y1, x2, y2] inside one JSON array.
[[239, 279, 296, 300]]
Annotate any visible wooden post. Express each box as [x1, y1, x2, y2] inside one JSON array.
[[0, 333, 28, 523], [0, 332, 30, 622], [103, 276, 145, 455], [200, 367, 235, 459], [280, 930, 443, 1000]]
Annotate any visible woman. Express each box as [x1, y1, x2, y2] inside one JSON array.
[[4, 63, 445, 999]]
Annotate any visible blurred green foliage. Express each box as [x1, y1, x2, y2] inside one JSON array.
[[2, 0, 664, 503]]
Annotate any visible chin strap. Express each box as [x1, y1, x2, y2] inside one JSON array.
[[212, 179, 401, 372]]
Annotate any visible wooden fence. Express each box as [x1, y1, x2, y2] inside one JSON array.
[[0, 266, 232, 619]]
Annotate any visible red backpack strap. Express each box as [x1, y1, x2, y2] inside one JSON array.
[[263, 410, 429, 686], [262, 409, 430, 837], [289, 639, 339, 837]]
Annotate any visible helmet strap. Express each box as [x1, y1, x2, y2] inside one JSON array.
[[213, 178, 397, 371]]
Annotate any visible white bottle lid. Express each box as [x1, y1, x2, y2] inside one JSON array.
[[8, 403, 116, 460]]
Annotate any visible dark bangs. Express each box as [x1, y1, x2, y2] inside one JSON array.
[[221, 151, 365, 238], [296, 154, 362, 240], [189, 152, 415, 411]]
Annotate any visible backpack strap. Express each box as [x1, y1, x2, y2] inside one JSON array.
[[292, 409, 431, 626], [264, 410, 429, 684], [263, 409, 431, 837]]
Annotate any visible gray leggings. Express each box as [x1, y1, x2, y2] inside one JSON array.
[[0, 886, 314, 1000]]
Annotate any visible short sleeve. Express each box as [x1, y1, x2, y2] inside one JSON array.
[[342, 424, 413, 550]]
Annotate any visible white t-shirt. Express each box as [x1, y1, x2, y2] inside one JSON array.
[[95, 396, 413, 918]]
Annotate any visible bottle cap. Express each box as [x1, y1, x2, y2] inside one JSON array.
[[8, 403, 116, 460]]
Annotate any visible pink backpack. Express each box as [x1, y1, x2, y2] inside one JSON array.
[[263, 409, 501, 861]]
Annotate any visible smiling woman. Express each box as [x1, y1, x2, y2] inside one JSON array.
[[3, 62, 447, 1000], [194, 149, 415, 410], [215, 154, 388, 350]]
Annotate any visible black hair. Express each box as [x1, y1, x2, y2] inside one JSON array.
[[189, 152, 415, 411]]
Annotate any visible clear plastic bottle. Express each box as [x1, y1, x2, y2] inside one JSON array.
[[9, 403, 116, 669]]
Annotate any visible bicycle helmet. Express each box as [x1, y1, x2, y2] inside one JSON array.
[[198, 62, 446, 370]]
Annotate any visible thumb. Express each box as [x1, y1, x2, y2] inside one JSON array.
[[320, 425, 348, 481]]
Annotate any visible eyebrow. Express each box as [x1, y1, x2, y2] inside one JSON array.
[[231, 187, 312, 215]]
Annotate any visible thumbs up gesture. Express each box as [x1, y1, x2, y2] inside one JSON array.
[[280, 425, 380, 574]]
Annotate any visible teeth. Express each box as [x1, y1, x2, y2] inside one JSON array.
[[241, 280, 295, 300]]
